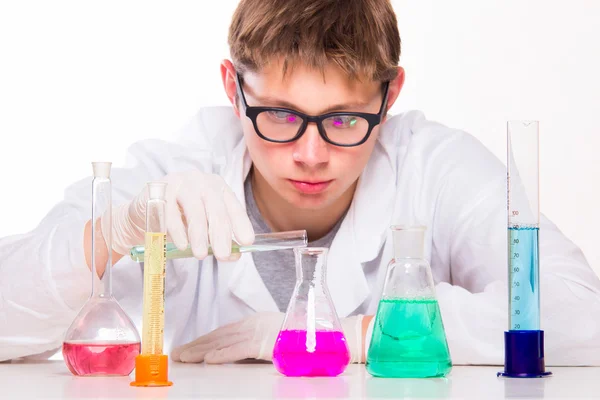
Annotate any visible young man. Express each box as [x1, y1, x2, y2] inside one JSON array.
[[1, 0, 599, 365]]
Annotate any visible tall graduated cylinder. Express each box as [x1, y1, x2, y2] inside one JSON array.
[[507, 121, 541, 332], [500, 121, 551, 377], [366, 226, 452, 378], [131, 182, 173, 387]]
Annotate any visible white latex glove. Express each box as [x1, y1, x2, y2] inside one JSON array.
[[171, 312, 284, 364], [171, 312, 366, 364], [104, 170, 255, 260], [341, 314, 364, 364]]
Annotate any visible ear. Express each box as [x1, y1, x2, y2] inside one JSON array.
[[221, 59, 240, 117], [384, 66, 405, 113]]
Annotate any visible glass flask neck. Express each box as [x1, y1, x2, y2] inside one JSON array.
[[382, 225, 436, 300], [392, 225, 426, 260], [295, 247, 328, 285], [91, 173, 112, 299]]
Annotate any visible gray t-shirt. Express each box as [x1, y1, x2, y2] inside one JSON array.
[[244, 175, 343, 312]]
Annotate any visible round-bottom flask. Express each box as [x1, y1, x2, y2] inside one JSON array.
[[62, 162, 141, 376]]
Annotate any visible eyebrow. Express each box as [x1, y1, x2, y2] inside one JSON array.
[[250, 93, 373, 114]]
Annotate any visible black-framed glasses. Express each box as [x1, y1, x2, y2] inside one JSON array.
[[235, 73, 390, 147]]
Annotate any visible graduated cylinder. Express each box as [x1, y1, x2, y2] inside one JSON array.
[[500, 120, 550, 378], [132, 182, 172, 387], [507, 120, 541, 332]]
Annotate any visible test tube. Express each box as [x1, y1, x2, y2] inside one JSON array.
[[131, 182, 173, 387], [499, 121, 551, 378], [129, 230, 308, 262]]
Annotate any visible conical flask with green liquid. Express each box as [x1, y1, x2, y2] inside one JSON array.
[[366, 226, 452, 378]]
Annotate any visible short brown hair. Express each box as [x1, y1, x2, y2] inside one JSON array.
[[228, 0, 401, 82]]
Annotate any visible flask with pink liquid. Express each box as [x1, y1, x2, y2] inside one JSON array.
[[62, 162, 141, 376], [272, 247, 350, 377]]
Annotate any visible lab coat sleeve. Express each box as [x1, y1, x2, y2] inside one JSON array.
[[0, 139, 199, 362], [430, 131, 600, 366]]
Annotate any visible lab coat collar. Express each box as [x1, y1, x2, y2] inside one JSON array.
[[221, 126, 397, 317]]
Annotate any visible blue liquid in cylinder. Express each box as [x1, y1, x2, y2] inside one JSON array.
[[508, 227, 540, 331]]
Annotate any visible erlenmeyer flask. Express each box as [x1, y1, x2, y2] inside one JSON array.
[[366, 226, 452, 378], [272, 247, 350, 377], [62, 162, 141, 376]]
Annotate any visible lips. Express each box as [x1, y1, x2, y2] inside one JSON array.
[[289, 179, 332, 194]]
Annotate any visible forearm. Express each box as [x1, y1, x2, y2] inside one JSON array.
[[355, 270, 600, 367], [435, 271, 600, 367], [0, 213, 91, 361]]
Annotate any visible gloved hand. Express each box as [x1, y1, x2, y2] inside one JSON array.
[[170, 312, 366, 364], [341, 314, 365, 363], [103, 170, 255, 260], [171, 312, 284, 364]]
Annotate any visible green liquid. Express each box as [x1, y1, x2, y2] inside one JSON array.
[[366, 298, 452, 378]]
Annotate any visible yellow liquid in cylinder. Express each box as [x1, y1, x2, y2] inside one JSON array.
[[142, 232, 166, 355]]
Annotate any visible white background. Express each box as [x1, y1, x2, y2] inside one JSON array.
[[1, 1, 598, 275]]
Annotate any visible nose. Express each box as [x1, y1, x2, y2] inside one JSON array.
[[292, 123, 330, 168]]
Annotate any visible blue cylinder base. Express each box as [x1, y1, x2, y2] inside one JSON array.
[[497, 330, 552, 378]]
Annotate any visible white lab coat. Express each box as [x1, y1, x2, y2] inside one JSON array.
[[1, 108, 599, 365]]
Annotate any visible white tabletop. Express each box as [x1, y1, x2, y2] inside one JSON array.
[[1, 360, 597, 399]]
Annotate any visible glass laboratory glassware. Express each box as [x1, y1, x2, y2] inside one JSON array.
[[63, 162, 141, 376], [129, 230, 308, 262], [366, 226, 452, 378], [498, 121, 551, 378], [272, 247, 350, 377], [132, 182, 173, 387]]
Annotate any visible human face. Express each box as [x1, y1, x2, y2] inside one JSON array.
[[226, 62, 394, 211]]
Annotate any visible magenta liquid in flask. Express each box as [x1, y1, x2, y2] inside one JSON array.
[[272, 247, 350, 377], [62, 162, 141, 376]]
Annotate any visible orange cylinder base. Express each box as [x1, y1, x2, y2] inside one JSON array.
[[130, 354, 173, 387]]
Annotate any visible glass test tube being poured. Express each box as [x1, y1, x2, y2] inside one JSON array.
[[499, 121, 551, 378], [129, 230, 308, 262], [131, 182, 173, 387]]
